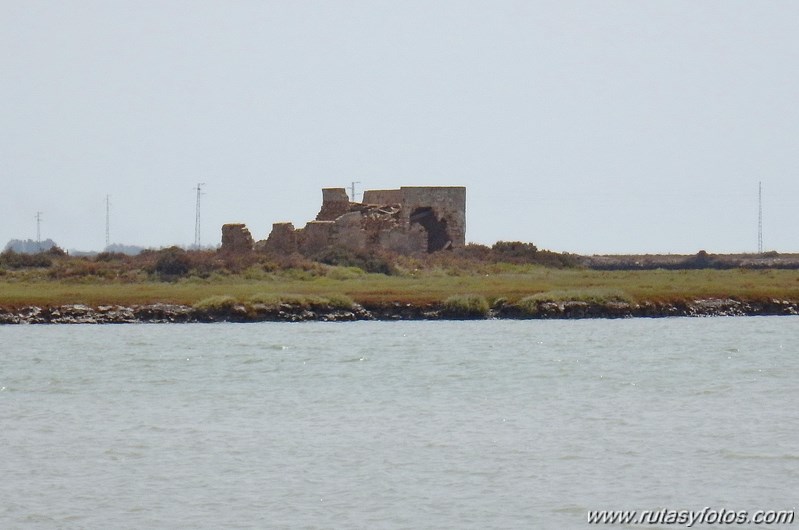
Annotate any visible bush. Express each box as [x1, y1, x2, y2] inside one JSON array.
[[492, 241, 538, 260], [323, 293, 355, 310], [250, 292, 286, 307], [48, 259, 110, 280], [442, 294, 490, 318], [516, 296, 541, 316], [248, 293, 355, 311], [459, 243, 492, 261], [0, 250, 52, 269], [95, 252, 128, 262], [193, 295, 238, 312], [326, 266, 365, 280], [312, 245, 396, 275], [516, 289, 632, 314], [47, 246, 67, 257], [153, 247, 191, 279]]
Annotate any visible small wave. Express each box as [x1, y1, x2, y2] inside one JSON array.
[[557, 454, 585, 461], [553, 504, 588, 515], [720, 449, 799, 461], [242, 357, 265, 364]]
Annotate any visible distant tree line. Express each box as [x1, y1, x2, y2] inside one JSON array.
[[4, 239, 59, 254]]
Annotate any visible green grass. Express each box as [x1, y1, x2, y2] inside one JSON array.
[[442, 294, 490, 318], [193, 294, 239, 311], [1, 268, 798, 307]]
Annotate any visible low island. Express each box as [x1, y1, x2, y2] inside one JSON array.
[[1, 242, 797, 324]]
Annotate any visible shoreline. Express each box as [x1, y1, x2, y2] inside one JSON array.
[[1, 298, 797, 324]]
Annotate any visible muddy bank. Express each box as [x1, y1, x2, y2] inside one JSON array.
[[0, 298, 797, 324]]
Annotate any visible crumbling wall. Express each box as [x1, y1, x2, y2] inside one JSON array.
[[251, 185, 466, 257], [299, 221, 336, 255], [362, 189, 404, 205], [262, 222, 298, 254], [400, 187, 466, 251], [220, 224, 254, 253], [316, 188, 351, 221], [332, 212, 368, 250]]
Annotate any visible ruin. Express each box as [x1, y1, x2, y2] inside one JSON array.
[[227, 186, 466, 255], [220, 223, 254, 253]]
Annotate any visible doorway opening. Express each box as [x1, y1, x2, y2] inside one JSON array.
[[410, 207, 452, 252]]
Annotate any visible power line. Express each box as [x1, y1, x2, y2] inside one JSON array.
[[194, 183, 206, 249]]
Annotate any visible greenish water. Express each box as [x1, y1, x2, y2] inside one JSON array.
[[1, 318, 797, 528]]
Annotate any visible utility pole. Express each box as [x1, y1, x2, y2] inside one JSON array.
[[350, 181, 361, 202], [757, 181, 763, 254], [35, 211, 43, 250], [105, 195, 111, 249], [194, 183, 205, 249]]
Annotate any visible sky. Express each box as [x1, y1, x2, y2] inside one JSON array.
[[1, 0, 797, 255]]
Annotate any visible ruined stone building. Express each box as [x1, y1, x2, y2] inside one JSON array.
[[221, 186, 466, 255]]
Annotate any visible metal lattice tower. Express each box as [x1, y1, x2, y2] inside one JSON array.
[[350, 181, 361, 202], [35, 211, 43, 249], [105, 195, 111, 249], [194, 183, 205, 249], [757, 182, 763, 254]]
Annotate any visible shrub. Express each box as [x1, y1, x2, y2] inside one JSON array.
[[47, 259, 109, 280], [516, 296, 542, 316], [153, 247, 191, 279], [490, 297, 508, 309], [533, 250, 581, 268], [248, 293, 355, 311], [323, 293, 355, 310], [458, 243, 492, 262], [326, 266, 365, 280], [312, 245, 396, 275], [47, 246, 67, 257], [0, 250, 52, 269], [242, 266, 274, 281], [442, 294, 490, 318], [193, 295, 238, 312], [492, 241, 538, 260], [95, 252, 128, 262], [280, 268, 321, 281], [516, 289, 632, 313], [250, 293, 303, 309]]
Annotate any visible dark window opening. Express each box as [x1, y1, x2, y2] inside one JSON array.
[[410, 207, 452, 252]]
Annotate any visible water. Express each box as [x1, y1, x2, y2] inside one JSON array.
[[1, 318, 797, 529]]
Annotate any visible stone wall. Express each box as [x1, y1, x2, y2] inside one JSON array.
[[316, 188, 352, 221], [262, 222, 298, 254], [362, 189, 404, 205], [220, 224, 254, 253], [400, 187, 466, 251], [227, 185, 466, 257], [299, 221, 336, 254]]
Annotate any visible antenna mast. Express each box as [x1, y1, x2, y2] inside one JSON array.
[[105, 195, 111, 249], [194, 183, 205, 249], [350, 181, 361, 202], [35, 211, 43, 250], [757, 181, 763, 254]]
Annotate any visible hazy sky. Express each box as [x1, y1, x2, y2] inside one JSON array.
[[2, 1, 797, 254]]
